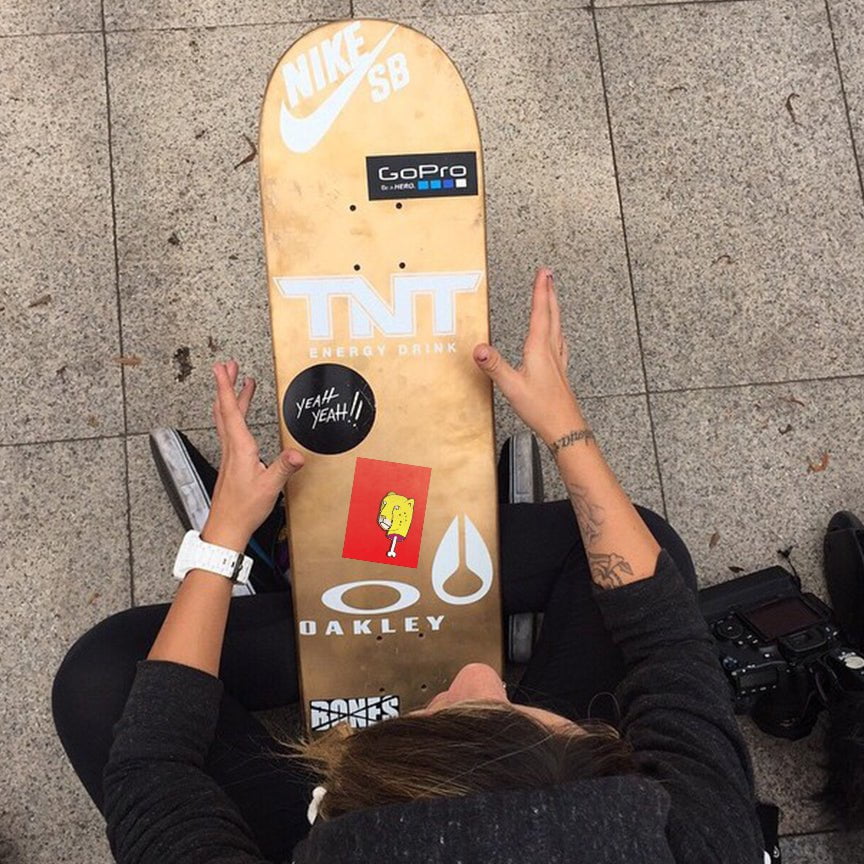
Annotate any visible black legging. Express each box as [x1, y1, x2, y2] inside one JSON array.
[[52, 490, 696, 861]]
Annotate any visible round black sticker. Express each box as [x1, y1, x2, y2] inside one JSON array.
[[282, 364, 376, 455]]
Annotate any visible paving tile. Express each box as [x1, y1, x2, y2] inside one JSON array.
[[0, 34, 122, 445], [354, 1, 585, 18], [104, 1, 348, 30], [128, 425, 281, 606], [0, 439, 129, 862], [0, 0, 100, 36], [653, 378, 864, 593], [781, 829, 864, 862], [416, 11, 645, 398], [829, 0, 864, 167], [739, 714, 834, 837], [653, 378, 864, 835], [108, 24, 314, 434], [596, 0, 864, 390]]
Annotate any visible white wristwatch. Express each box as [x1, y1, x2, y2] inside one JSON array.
[[172, 530, 253, 586]]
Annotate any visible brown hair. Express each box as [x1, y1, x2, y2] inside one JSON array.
[[282, 701, 636, 820]]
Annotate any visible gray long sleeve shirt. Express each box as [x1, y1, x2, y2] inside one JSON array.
[[103, 550, 766, 863]]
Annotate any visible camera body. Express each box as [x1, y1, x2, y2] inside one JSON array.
[[699, 566, 864, 738]]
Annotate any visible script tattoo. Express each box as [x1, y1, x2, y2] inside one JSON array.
[[588, 552, 634, 590], [565, 482, 605, 544], [548, 428, 596, 455]]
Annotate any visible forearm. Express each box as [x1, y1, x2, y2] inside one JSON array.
[[146, 521, 249, 677], [542, 408, 660, 589]]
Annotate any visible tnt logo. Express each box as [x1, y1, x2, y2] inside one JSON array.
[[310, 695, 400, 731], [274, 271, 481, 340]]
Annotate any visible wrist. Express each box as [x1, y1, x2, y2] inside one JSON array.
[[200, 520, 251, 554], [540, 408, 591, 451]]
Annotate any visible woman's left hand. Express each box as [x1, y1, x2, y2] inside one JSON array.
[[201, 360, 305, 551]]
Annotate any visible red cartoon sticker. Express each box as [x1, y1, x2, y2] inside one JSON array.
[[342, 458, 432, 569]]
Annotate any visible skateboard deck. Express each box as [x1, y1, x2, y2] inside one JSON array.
[[259, 19, 501, 733]]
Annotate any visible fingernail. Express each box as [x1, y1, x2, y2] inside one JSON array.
[[477, 349, 489, 362]]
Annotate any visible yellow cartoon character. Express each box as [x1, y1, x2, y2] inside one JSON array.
[[378, 492, 414, 559]]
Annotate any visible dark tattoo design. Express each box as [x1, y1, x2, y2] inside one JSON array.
[[588, 552, 634, 590], [548, 428, 596, 455], [565, 482, 605, 544]]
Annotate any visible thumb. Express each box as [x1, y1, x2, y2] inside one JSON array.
[[264, 448, 304, 491], [474, 344, 517, 398]]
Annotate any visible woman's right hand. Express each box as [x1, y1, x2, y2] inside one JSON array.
[[473, 267, 583, 446]]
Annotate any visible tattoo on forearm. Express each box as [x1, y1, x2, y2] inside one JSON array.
[[588, 552, 634, 590], [548, 428, 596, 455], [566, 482, 605, 544]]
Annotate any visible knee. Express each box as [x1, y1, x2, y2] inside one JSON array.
[[52, 607, 158, 738], [634, 505, 697, 591]]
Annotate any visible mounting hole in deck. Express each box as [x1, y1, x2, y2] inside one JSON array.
[[353, 264, 361, 271], [376, 635, 383, 641], [418, 632, 424, 638], [379, 686, 386, 693], [420, 684, 427, 691], [349, 204, 357, 211], [398, 262, 406, 269], [395, 202, 403, 209]]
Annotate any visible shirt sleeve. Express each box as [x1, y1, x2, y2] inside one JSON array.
[[102, 659, 271, 864], [592, 550, 766, 863]]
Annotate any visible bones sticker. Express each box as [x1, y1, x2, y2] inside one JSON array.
[[310, 695, 400, 731]]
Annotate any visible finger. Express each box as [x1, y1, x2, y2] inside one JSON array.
[[526, 267, 551, 347], [237, 377, 256, 417], [548, 271, 562, 347], [473, 343, 520, 402], [213, 363, 251, 441], [226, 358, 239, 388], [263, 448, 304, 494], [212, 398, 226, 441]]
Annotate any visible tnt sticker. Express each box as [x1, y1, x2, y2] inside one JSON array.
[[310, 695, 400, 731], [342, 458, 431, 568]]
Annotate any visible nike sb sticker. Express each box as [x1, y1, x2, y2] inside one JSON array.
[[342, 458, 432, 569], [279, 23, 403, 153], [310, 695, 400, 731], [366, 151, 479, 200]]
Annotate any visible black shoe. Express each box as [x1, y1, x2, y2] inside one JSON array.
[[499, 432, 545, 663], [824, 511, 864, 649], [497, 431, 544, 506]]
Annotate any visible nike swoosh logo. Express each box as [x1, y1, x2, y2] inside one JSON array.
[[280, 25, 398, 154]]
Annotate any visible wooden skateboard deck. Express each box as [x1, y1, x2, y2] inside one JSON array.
[[259, 19, 501, 733]]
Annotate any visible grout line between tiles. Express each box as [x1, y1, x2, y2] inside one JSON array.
[[0, 28, 102, 39], [100, 0, 135, 608], [589, 7, 669, 521], [593, 0, 762, 11], [823, 0, 864, 209]]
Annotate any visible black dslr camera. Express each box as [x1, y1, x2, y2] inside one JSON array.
[[698, 511, 864, 830], [699, 565, 863, 739]]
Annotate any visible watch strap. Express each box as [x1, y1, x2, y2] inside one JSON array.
[[173, 530, 253, 585]]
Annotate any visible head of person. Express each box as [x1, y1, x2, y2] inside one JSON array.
[[287, 662, 637, 822]]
